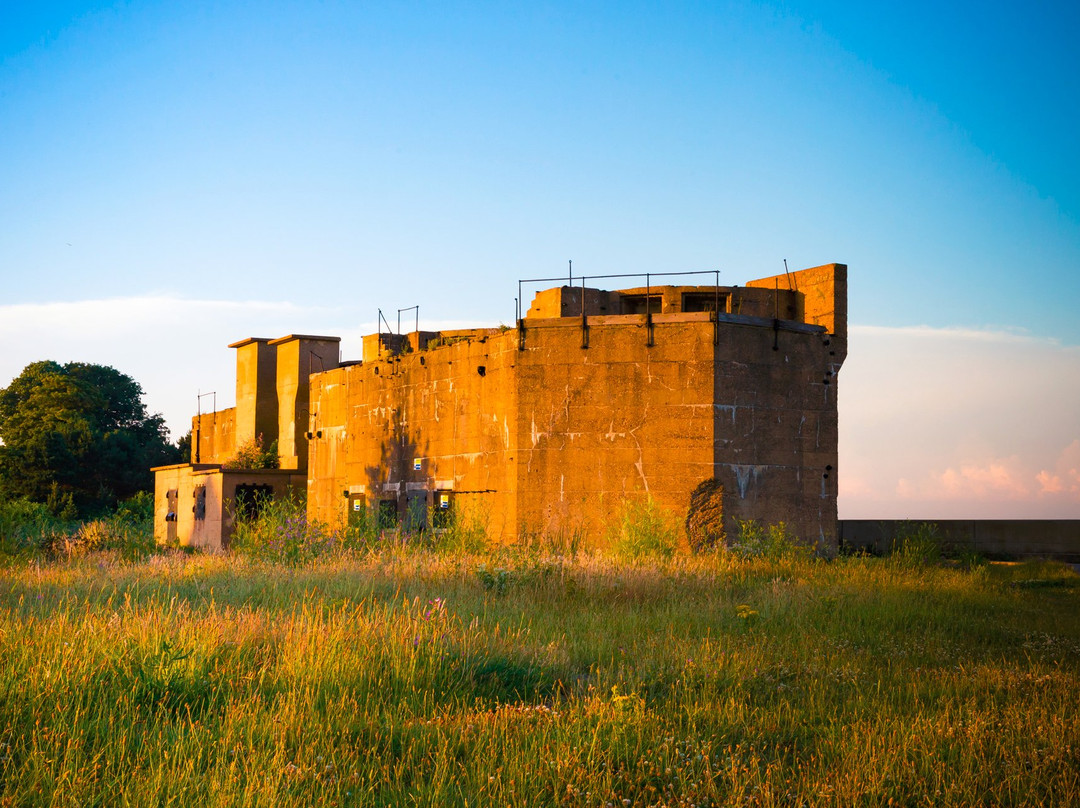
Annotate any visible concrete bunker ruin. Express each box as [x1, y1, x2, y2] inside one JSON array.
[[153, 263, 847, 552]]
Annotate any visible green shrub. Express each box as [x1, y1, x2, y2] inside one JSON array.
[[954, 547, 987, 571], [113, 490, 154, 525], [475, 564, 512, 595], [229, 491, 335, 562], [223, 434, 278, 470], [48, 491, 155, 559], [610, 496, 679, 559], [729, 519, 814, 561], [0, 490, 156, 559], [0, 498, 70, 554], [890, 521, 942, 567]]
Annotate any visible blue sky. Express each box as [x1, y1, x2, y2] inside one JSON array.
[[1, 1, 1078, 517]]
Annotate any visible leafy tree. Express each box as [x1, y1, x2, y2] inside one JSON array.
[[0, 361, 180, 515], [176, 430, 192, 464]]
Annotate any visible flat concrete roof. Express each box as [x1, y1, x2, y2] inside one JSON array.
[[267, 334, 342, 346], [227, 337, 273, 349]]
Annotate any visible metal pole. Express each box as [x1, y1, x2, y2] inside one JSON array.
[[714, 269, 720, 346], [195, 391, 216, 463], [773, 278, 780, 351], [646, 272, 654, 347], [580, 273, 588, 349]]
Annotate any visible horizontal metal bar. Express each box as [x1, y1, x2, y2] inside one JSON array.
[[517, 269, 719, 285]]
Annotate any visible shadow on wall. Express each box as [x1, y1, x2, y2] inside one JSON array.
[[685, 478, 725, 552], [363, 430, 427, 534]]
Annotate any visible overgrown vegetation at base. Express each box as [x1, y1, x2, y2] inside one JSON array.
[[0, 490, 154, 559], [609, 496, 680, 559], [229, 492, 492, 561], [2, 537, 1078, 806]]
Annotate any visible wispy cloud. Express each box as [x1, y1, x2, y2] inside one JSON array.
[[0, 295, 482, 440]]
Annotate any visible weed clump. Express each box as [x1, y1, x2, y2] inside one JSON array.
[[0, 498, 69, 554], [229, 491, 337, 561], [729, 519, 814, 561], [610, 496, 680, 559], [223, 434, 278, 470], [890, 521, 943, 567]]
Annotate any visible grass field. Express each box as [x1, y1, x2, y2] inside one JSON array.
[[2, 544, 1079, 807]]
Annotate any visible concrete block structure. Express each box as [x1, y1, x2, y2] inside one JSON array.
[[154, 263, 847, 552]]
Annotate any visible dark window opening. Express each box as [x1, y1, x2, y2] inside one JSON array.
[[377, 499, 399, 530], [621, 294, 662, 315], [432, 491, 454, 530], [347, 494, 366, 527], [166, 489, 179, 537], [193, 486, 206, 520], [234, 483, 274, 520], [682, 292, 727, 313], [405, 493, 428, 534]]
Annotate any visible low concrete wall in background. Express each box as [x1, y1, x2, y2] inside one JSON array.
[[838, 520, 1080, 562]]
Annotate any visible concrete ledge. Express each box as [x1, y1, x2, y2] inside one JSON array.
[[520, 312, 828, 334], [839, 519, 1080, 562]]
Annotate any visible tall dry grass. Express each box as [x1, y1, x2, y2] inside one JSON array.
[[2, 544, 1078, 806]]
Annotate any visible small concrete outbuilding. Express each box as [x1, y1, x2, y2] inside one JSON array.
[[152, 335, 338, 550], [155, 263, 847, 552]]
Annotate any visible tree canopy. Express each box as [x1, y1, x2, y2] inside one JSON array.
[[0, 361, 180, 515]]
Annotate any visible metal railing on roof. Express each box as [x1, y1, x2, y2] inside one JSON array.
[[515, 268, 722, 350]]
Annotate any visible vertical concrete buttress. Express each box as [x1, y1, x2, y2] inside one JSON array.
[[269, 335, 341, 471], [229, 338, 279, 451]]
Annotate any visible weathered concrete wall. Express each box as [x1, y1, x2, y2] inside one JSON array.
[[710, 317, 839, 549], [309, 293, 842, 549], [307, 327, 518, 536], [153, 463, 223, 549], [514, 315, 716, 546], [839, 520, 1080, 561], [154, 463, 190, 546], [527, 287, 623, 318], [748, 263, 847, 364], [165, 265, 847, 552], [191, 407, 236, 464], [526, 283, 802, 320]]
